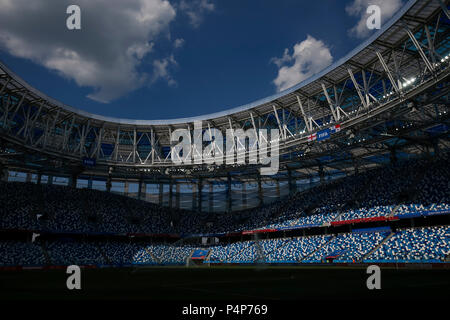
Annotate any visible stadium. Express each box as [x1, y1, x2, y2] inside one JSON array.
[[0, 0, 449, 305]]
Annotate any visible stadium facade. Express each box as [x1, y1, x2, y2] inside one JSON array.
[[0, 0, 449, 269]]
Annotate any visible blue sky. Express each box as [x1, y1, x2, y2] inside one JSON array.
[[0, 0, 404, 120]]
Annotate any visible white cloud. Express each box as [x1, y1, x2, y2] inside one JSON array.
[[0, 0, 176, 103], [271, 35, 333, 92], [179, 0, 215, 28], [346, 0, 404, 38], [152, 55, 178, 87], [174, 38, 185, 49]]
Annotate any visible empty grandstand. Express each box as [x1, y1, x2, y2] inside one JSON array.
[[0, 0, 449, 274]]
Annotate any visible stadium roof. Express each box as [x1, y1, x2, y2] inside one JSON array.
[[0, 0, 448, 184], [0, 0, 439, 127]]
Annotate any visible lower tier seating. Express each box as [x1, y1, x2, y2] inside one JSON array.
[[0, 226, 448, 266]]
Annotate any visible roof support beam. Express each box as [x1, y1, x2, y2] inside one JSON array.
[[61, 115, 75, 151], [272, 105, 285, 139], [77, 118, 89, 155], [44, 109, 60, 149], [250, 112, 260, 144], [7, 93, 26, 131], [114, 127, 120, 161], [375, 51, 400, 93], [95, 126, 103, 159], [0, 78, 10, 95], [347, 68, 368, 109], [151, 128, 155, 164], [27, 102, 43, 144], [404, 27, 434, 73], [423, 23, 441, 65], [133, 128, 137, 163], [296, 95, 311, 132], [321, 83, 338, 122], [333, 85, 349, 120], [434, 0, 450, 19], [1, 96, 11, 129]]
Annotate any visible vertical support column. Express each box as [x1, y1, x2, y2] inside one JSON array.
[[433, 138, 440, 156], [138, 179, 145, 200], [37, 172, 42, 185], [227, 173, 232, 212], [159, 183, 163, 206], [70, 173, 78, 188], [353, 157, 359, 175], [242, 181, 247, 209], [276, 179, 280, 199], [138, 180, 142, 200], [106, 175, 112, 192], [390, 148, 398, 166], [209, 182, 214, 213], [191, 182, 197, 211], [197, 178, 203, 213], [288, 169, 296, 195], [124, 181, 129, 196], [176, 184, 181, 209], [88, 177, 93, 189], [319, 165, 324, 185], [0, 164, 7, 182], [47, 175, 53, 185], [257, 173, 263, 207], [26, 172, 32, 183], [142, 182, 147, 200], [169, 179, 173, 208]]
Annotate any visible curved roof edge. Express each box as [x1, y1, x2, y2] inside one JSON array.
[[0, 0, 418, 126]]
